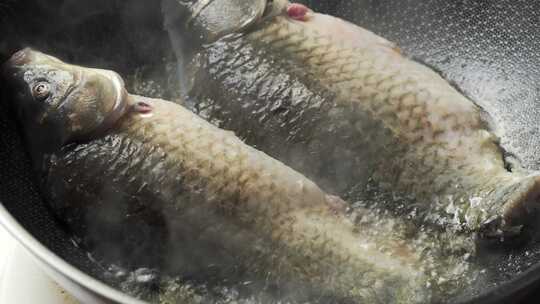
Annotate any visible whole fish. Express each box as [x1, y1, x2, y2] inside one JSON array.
[[2, 49, 429, 303], [163, 0, 540, 240]]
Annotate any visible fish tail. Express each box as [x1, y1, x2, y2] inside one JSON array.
[[479, 174, 540, 244]]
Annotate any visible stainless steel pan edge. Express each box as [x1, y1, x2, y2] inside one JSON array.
[[0, 203, 145, 304]]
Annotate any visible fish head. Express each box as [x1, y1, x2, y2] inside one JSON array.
[[168, 0, 285, 44], [2, 48, 127, 161]]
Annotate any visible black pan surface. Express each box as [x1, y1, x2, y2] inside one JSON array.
[[1, 0, 540, 303]]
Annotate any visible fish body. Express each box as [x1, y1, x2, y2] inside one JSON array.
[[3, 49, 429, 303], [164, 0, 540, 237]]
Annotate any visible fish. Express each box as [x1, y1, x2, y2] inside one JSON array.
[[162, 0, 540, 241], [2, 48, 430, 303]]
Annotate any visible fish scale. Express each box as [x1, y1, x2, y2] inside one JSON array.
[[180, 9, 540, 235], [40, 96, 429, 303]]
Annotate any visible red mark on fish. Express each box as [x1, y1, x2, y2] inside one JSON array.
[[133, 101, 153, 114], [287, 3, 312, 21]]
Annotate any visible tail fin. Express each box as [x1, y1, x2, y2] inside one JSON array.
[[478, 174, 540, 245]]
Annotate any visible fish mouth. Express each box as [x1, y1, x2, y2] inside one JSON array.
[[186, 0, 215, 25], [1, 48, 31, 80], [183, 0, 271, 42], [7, 48, 30, 66]]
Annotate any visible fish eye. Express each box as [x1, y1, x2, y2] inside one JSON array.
[[32, 82, 50, 100]]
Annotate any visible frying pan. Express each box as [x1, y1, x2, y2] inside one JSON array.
[[0, 0, 539, 303]]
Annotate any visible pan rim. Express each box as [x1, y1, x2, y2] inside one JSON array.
[[0, 203, 146, 304]]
